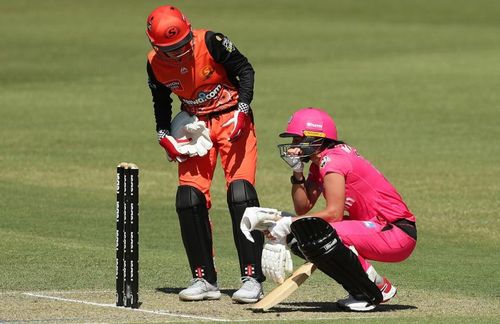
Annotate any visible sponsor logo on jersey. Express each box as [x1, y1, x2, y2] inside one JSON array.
[[201, 65, 214, 80], [181, 84, 223, 106], [363, 221, 376, 228], [320, 155, 331, 168], [164, 80, 183, 90], [222, 37, 234, 52], [345, 197, 355, 208], [180, 67, 188, 74]]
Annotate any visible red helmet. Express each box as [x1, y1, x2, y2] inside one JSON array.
[[146, 6, 193, 60]]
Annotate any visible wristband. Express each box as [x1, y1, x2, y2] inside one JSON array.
[[290, 175, 305, 185]]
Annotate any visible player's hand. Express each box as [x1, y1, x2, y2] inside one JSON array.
[[262, 242, 293, 284], [240, 207, 282, 243], [268, 217, 293, 244], [158, 130, 189, 162], [222, 102, 250, 142]]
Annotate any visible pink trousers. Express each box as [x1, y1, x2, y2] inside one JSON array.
[[330, 218, 416, 271]]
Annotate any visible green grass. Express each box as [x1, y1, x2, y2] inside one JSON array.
[[1, 0, 499, 322]]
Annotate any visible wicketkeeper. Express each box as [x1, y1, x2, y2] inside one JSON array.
[[145, 5, 265, 303], [242, 107, 417, 311]]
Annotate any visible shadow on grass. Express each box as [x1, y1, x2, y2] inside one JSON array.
[[156, 287, 238, 297], [251, 301, 417, 313]]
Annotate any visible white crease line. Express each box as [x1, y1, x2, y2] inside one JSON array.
[[22, 293, 230, 322], [22, 292, 377, 322]]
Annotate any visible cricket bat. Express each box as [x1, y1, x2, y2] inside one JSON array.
[[251, 262, 316, 311]]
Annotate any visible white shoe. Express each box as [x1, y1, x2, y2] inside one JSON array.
[[231, 276, 263, 303], [179, 278, 221, 301], [377, 277, 397, 303], [337, 294, 376, 312]]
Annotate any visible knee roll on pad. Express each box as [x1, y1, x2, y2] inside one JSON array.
[[227, 180, 264, 280], [227, 179, 260, 207], [175, 185, 216, 283], [291, 217, 382, 305]]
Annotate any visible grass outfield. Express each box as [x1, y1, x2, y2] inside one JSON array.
[[1, 0, 499, 322]]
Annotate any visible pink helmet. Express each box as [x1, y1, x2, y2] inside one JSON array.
[[280, 107, 337, 140]]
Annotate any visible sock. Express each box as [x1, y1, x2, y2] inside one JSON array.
[[366, 266, 384, 286]]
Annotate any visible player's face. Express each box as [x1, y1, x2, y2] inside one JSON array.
[[163, 42, 193, 60], [153, 41, 194, 63], [286, 137, 305, 156]]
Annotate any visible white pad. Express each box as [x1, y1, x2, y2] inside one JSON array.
[[262, 242, 293, 284], [240, 207, 282, 243], [170, 111, 213, 158]]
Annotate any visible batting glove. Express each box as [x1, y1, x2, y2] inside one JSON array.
[[158, 129, 189, 163], [282, 155, 304, 173], [269, 216, 293, 244], [222, 102, 250, 142], [240, 207, 282, 243], [262, 242, 293, 284]]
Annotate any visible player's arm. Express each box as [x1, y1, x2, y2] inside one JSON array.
[[205, 31, 255, 106], [307, 172, 345, 222], [146, 61, 173, 132], [147, 62, 189, 161], [291, 175, 321, 216]]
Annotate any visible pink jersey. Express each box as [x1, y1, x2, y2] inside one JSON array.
[[307, 144, 415, 224]]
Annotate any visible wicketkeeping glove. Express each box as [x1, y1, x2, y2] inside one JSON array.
[[262, 242, 293, 284], [158, 129, 189, 162], [184, 120, 213, 157], [222, 102, 250, 142]]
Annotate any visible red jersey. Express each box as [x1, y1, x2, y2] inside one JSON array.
[[148, 29, 239, 116]]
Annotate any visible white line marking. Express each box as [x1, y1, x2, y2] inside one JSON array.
[[22, 292, 377, 322], [23, 293, 230, 322]]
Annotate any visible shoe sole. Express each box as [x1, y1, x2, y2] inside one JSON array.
[[337, 302, 376, 312], [231, 294, 263, 304], [179, 291, 221, 301]]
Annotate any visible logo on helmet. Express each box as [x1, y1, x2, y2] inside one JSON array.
[[165, 26, 180, 39], [147, 17, 153, 31], [306, 122, 323, 129], [303, 130, 325, 138]]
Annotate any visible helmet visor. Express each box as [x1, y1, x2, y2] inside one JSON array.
[[149, 31, 193, 61], [277, 137, 324, 166]]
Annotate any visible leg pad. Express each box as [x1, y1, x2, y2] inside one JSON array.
[[176, 185, 216, 283], [227, 180, 264, 281], [291, 217, 382, 304]]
